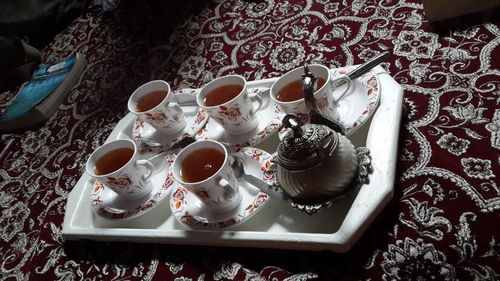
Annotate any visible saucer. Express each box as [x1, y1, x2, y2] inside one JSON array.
[[330, 67, 380, 135], [195, 87, 286, 150], [132, 90, 209, 154], [90, 155, 176, 220], [170, 147, 274, 229]]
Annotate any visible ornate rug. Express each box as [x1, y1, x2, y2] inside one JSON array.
[[1, 0, 499, 280]]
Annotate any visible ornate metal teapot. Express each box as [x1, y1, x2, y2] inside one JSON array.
[[273, 114, 358, 204], [272, 65, 359, 204]]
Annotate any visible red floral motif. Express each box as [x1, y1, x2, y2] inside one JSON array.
[[91, 197, 103, 208], [141, 199, 155, 210], [195, 110, 207, 124], [218, 105, 240, 121], [218, 219, 237, 228], [367, 76, 378, 88], [181, 212, 192, 224], [162, 176, 174, 189], [315, 96, 329, 109], [253, 193, 269, 208], [93, 182, 104, 193], [193, 189, 210, 201], [172, 188, 185, 209], [166, 156, 176, 164], [134, 118, 145, 130], [173, 188, 185, 201], [145, 112, 168, 123], [196, 128, 207, 137], [251, 149, 263, 160], [106, 175, 133, 188], [245, 203, 255, 214], [265, 123, 280, 134], [262, 168, 275, 182], [261, 160, 271, 171]]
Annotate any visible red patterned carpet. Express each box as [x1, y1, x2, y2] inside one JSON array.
[[1, 0, 499, 280]]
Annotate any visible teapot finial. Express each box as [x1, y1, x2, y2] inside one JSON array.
[[282, 114, 304, 138]]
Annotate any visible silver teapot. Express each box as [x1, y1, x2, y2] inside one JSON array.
[[272, 64, 358, 204], [273, 114, 358, 204]]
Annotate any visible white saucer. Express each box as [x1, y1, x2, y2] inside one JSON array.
[[90, 155, 176, 220], [170, 147, 275, 229], [132, 90, 209, 154], [195, 87, 286, 150], [331, 67, 380, 135]]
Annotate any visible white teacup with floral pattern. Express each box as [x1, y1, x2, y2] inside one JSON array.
[[172, 140, 242, 213], [270, 64, 352, 121], [197, 75, 263, 135], [85, 139, 155, 201], [128, 80, 186, 135]]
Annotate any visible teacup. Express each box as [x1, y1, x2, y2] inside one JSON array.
[[270, 64, 351, 120], [172, 140, 241, 213], [85, 139, 155, 200], [197, 75, 262, 135], [128, 80, 186, 135]]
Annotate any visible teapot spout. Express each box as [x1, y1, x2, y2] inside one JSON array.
[[301, 64, 318, 112], [300, 64, 346, 134]]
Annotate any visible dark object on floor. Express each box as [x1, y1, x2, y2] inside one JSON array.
[[0, 53, 87, 132], [423, 0, 500, 22], [0, 0, 89, 49], [0, 37, 41, 93]]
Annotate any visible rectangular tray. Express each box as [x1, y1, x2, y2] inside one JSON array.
[[62, 66, 403, 252]]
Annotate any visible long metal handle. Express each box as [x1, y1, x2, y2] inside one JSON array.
[[347, 51, 390, 80], [243, 174, 286, 200]]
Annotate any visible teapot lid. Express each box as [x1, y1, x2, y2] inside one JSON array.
[[277, 114, 339, 171]]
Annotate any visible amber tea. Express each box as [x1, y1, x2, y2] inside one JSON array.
[[94, 147, 134, 175], [276, 77, 326, 102], [203, 84, 243, 106], [180, 148, 225, 183], [135, 90, 168, 112]]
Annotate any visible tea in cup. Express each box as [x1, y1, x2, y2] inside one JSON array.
[[85, 139, 155, 200], [172, 140, 241, 213], [270, 64, 351, 120], [197, 75, 262, 135], [128, 80, 186, 135]]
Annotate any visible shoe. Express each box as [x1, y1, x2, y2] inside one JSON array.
[[0, 40, 42, 93], [0, 52, 86, 131]]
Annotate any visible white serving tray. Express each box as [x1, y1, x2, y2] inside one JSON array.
[[62, 66, 403, 252]]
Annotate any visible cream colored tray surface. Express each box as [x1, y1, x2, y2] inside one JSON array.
[[62, 66, 403, 252]]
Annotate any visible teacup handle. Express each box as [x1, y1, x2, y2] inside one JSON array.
[[215, 174, 239, 200], [248, 93, 263, 117], [166, 102, 184, 122], [135, 159, 155, 185], [330, 75, 352, 103]]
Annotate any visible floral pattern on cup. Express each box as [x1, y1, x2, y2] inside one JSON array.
[[210, 101, 255, 129], [128, 80, 186, 136], [195, 88, 286, 151], [132, 90, 210, 154], [85, 139, 155, 201], [270, 64, 347, 122], [172, 140, 241, 213], [197, 75, 262, 135], [90, 158, 176, 220], [144, 111, 169, 125], [105, 175, 135, 190], [170, 146, 275, 229]]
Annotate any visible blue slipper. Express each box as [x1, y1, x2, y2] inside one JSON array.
[[0, 53, 86, 131]]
